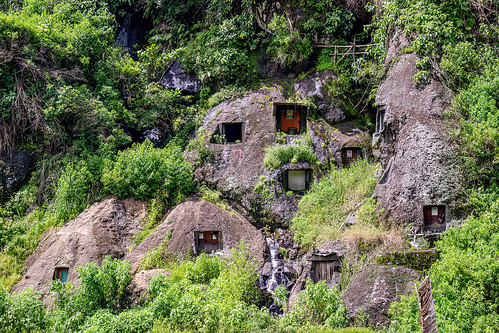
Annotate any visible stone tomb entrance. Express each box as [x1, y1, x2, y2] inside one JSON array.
[[375, 108, 385, 133], [283, 169, 312, 193], [53, 267, 69, 283], [342, 147, 361, 166], [423, 205, 446, 231], [274, 103, 307, 135], [309, 252, 342, 287], [211, 122, 244, 144], [194, 231, 223, 254]]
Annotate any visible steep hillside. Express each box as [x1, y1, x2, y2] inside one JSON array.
[[0, 0, 497, 332]]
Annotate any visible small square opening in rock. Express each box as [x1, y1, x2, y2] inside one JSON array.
[[211, 123, 243, 144], [53, 267, 69, 283], [285, 169, 311, 192], [342, 147, 361, 166]]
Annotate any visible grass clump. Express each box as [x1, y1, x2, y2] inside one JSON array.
[[263, 134, 318, 170], [292, 160, 380, 249]]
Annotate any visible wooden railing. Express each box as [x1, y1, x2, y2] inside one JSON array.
[[315, 43, 378, 65]]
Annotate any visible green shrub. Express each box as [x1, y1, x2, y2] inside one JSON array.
[[77, 256, 132, 311], [49, 156, 105, 221], [184, 253, 222, 284], [0, 288, 46, 333], [263, 134, 318, 170], [102, 140, 195, 202], [81, 308, 154, 333], [454, 66, 499, 189], [440, 42, 485, 90], [179, 12, 258, 88], [280, 279, 348, 329], [43, 84, 130, 153]]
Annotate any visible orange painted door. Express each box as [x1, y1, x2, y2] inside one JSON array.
[[280, 110, 300, 133]]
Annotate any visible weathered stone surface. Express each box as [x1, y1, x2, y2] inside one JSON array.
[[123, 269, 169, 307], [342, 264, 421, 328], [125, 198, 266, 271], [373, 30, 464, 231], [160, 60, 201, 94], [192, 84, 370, 226], [191, 86, 285, 223], [12, 197, 146, 298], [0, 150, 34, 200], [141, 127, 162, 147], [309, 120, 371, 167], [294, 70, 350, 124]]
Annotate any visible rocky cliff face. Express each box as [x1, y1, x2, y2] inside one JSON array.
[[0, 150, 34, 200], [12, 197, 146, 299], [373, 30, 464, 232], [193, 78, 368, 226], [192, 86, 284, 224], [342, 264, 421, 328], [125, 198, 267, 271]]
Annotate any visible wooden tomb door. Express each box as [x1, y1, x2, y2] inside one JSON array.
[[312, 261, 336, 283], [423, 206, 446, 230], [342, 148, 359, 166], [197, 231, 220, 252], [280, 109, 300, 134]]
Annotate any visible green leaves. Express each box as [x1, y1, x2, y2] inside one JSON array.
[[78, 256, 132, 311], [179, 12, 258, 89], [263, 134, 318, 170], [0, 288, 46, 333], [267, 15, 313, 68], [101, 140, 194, 203]]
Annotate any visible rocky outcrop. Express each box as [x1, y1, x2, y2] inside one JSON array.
[[0, 150, 34, 200], [160, 60, 201, 95], [309, 120, 371, 167], [193, 83, 369, 226], [12, 197, 146, 298], [123, 269, 169, 307], [192, 86, 284, 223], [373, 30, 464, 231], [125, 198, 267, 271], [294, 70, 350, 124], [342, 264, 421, 328]]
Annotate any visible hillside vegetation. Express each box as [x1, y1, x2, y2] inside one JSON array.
[[0, 0, 498, 332]]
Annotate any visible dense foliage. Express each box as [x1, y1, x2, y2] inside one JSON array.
[[102, 140, 194, 202], [263, 134, 318, 170], [0, 245, 371, 333], [0, 0, 498, 331]]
